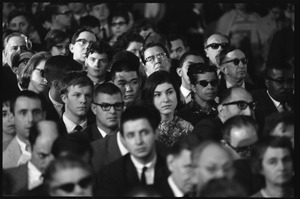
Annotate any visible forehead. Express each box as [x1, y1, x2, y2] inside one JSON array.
[[10, 15, 28, 24], [230, 89, 252, 102], [77, 31, 96, 41], [262, 147, 291, 160], [226, 50, 245, 59], [144, 46, 165, 56], [267, 68, 293, 78], [15, 96, 41, 109], [58, 5, 70, 11], [112, 16, 125, 22], [207, 34, 228, 44], [123, 118, 153, 133], [199, 144, 231, 164], [230, 126, 257, 146], [7, 36, 26, 46], [67, 85, 92, 93], [88, 52, 107, 59], [171, 39, 184, 47], [155, 82, 174, 91], [183, 55, 204, 65], [51, 167, 89, 185], [196, 72, 217, 80], [95, 93, 122, 102], [127, 41, 143, 49], [114, 71, 138, 80]]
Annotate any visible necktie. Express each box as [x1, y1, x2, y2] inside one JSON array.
[[101, 27, 107, 41], [141, 166, 148, 185], [74, 125, 82, 132], [277, 102, 286, 112]]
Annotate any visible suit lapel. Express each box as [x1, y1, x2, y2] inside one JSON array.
[[91, 124, 103, 140], [124, 155, 140, 184], [3, 137, 22, 168], [106, 134, 122, 163]]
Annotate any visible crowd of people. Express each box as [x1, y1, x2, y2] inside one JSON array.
[[2, 2, 295, 197]]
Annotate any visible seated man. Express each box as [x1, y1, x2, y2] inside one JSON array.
[[59, 71, 94, 134], [167, 34, 190, 61], [110, 51, 142, 109], [85, 40, 113, 85], [3, 91, 45, 169], [96, 105, 169, 196], [178, 63, 218, 126]]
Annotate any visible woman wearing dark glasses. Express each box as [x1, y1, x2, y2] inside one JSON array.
[[44, 155, 94, 196], [178, 63, 219, 126]]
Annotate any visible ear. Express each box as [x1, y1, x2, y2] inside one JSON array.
[[186, 47, 190, 52], [191, 84, 196, 93], [204, 48, 208, 57], [42, 111, 46, 120], [166, 154, 175, 171], [176, 67, 183, 77], [265, 79, 270, 89], [12, 67, 18, 75], [69, 43, 74, 53], [221, 65, 228, 75], [61, 93, 68, 104], [218, 104, 225, 118], [91, 103, 97, 115]]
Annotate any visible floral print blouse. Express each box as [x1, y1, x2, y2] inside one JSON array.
[[157, 115, 194, 147]]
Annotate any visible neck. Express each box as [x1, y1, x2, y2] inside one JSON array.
[[88, 73, 105, 84], [264, 183, 293, 197], [16, 134, 29, 144], [161, 112, 174, 122], [133, 149, 156, 165], [3, 132, 15, 142], [182, 81, 191, 90], [97, 122, 118, 135], [50, 87, 63, 103], [65, 110, 86, 125], [224, 75, 243, 87], [195, 96, 212, 111], [51, 24, 66, 32]]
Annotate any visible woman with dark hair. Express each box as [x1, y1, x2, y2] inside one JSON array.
[[44, 29, 70, 56], [19, 51, 51, 94], [142, 71, 193, 146]]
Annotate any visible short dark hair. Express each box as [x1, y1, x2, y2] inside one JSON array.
[[187, 63, 218, 85], [113, 31, 144, 52], [108, 11, 129, 25], [178, 51, 206, 69], [70, 27, 96, 44], [7, 9, 33, 27], [141, 71, 180, 109], [80, 15, 100, 28], [44, 29, 70, 51], [204, 33, 231, 47], [60, 71, 94, 95], [167, 34, 189, 48], [10, 90, 44, 115], [222, 115, 259, 143], [141, 42, 170, 65], [93, 82, 122, 102], [87, 40, 114, 62], [120, 105, 161, 136], [215, 46, 238, 66], [170, 134, 200, 156], [44, 55, 82, 84], [43, 3, 70, 23], [265, 60, 294, 79], [251, 135, 293, 176]]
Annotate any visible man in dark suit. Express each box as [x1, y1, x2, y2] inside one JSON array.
[[155, 135, 200, 197], [71, 83, 123, 143], [95, 105, 169, 196], [251, 60, 294, 130], [192, 87, 255, 142], [4, 120, 59, 195]]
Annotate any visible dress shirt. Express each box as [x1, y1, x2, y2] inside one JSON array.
[[225, 80, 245, 89], [62, 113, 87, 134], [28, 161, 43, 190], [180, 85, 192, 103], [16, 136, 31, 166], [49, 91, 64, 116], [116, 132, 129, 156], [168, 175, 184, 197], [131, 154, 157, 185], [97, 126, 108, 138], [267, 90, 282, 112]]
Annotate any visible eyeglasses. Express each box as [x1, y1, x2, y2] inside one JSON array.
[[226, 142, 253, 154], [34, 68, 45, 77], [53, 175, 92, 193], [205, 43, 229, 50], [267, 76, 294, 84], [222, 58, 248, 66], [55, 10, 72, 16], [222, 100, 257, 110], [75, 39, 94, 47], [92, 102, 124, 111], [111, 21, 127, 27], [145, 52, 167, 63], [17, 58, 30, 66], [196, 79, 218, 87]]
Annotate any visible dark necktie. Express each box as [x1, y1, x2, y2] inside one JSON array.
[[74, 125, 82, 132], [141, 166, 148, 185], [101, 27, 107, 41]]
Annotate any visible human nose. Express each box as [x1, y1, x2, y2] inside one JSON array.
[[135, 134, 143, 144], [27, 112, 33, 123], [162, 93, 169, 102], [125, 83, 133, 92], [214, 168, 225, 178], [242, 106, 252, 116]]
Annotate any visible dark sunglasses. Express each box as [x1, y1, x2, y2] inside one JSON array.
[[17, 58, 30, 66], [226, 142, 253, 154], [34, 68, 45, 77], [267, 76, 294, 84], [111, 21, 127, 27], [222, 58, 248, 66], [196, 79, 218, 87], [92, 102, 124, 111], [222, 100, 257, 110], [205, 43, 229, 50], [53, 176, 92, 193]]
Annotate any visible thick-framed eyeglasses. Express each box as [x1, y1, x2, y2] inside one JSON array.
[[34, 68, 45, 77], [205, 43, 229, 50], [92, 102, 124, 111], [75, 39, 93, 47], [145, 52, 167, 63], [222, 100, 257, 110], [226, 142, 253, 154], [55, 10, 72, 16], [196, 79, 218, 87], [53, 175, 92, 193], [222, 58, 248, 66], [17, 58, 30, 66], [267, 76, 294, 85], [111, 21, 127, 27]]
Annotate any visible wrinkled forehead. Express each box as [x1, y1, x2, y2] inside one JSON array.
[[226, 50, 245, 59], [77, 31, 96, 41], [207, 34, 229, 44], [230, 88, 253, 102], [7, 36, 26, 46]]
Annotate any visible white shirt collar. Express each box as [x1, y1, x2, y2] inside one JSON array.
[[168, 176, 184, 197], [16, 136, 30, 155], [28, 161, 43, 190], [62, 113, 87, 133], [180, 85, 191, 98], [267, 90, 281, 109], [117, 132, 129, 156], [226, 80, 245, 89], [48, 91, 64, 115], [97, 126, 108, 138], [130, 154, 157, 185]]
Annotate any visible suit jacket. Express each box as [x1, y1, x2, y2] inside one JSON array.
[[192, 116, 223, 142], [4, 163, 28, 194], [2, 64, 21, 98], [71, 123, 103, 143], [91, 133, 122, 174], [3, 136, 22, 169], [154, 177, 175, 197], [95, 153, 169, 196], [40, 92, 60, 122]]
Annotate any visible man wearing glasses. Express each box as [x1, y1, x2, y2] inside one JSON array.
[[141, 42, 172, 77], [69, 27, 97, 68], [217, 48, 256, 97], [192, 87, 256, 142], [252, 60, 294, 129]]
